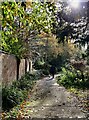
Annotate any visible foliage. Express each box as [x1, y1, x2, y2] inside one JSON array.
[[37, 34, 59, 59], [48, 41, 77, 72], [57, 65, 89, 89], [1, 2, 27, 58], [87, 56, 89, 65], [1, 1, 88, 60], [52, 1, 74, 43], [2, 72, 42, 111], [30, 2, 56, 34], [1, 1, 56, 59], [86, 45, 89, 65], [33, 40, 78, 74], [52, 1, 89, 48], [42, 69, 49, 75], [2, 102, 29, 120], [2, 86, 27, 111], [34, 58, 45, 70], [34, 58, 50, 75], [70, 17, 89, 46]]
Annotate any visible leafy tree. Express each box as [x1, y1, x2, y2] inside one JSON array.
[[52, 1, 89, 48], [1, 2, 28, 58], [1, 1, 58, 78], [52, 1, 74, 44], [70, 17, 89, 47]]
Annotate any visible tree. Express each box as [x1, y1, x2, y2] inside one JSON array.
[[1, 2, 28, 58], [1, 1, 57, 76], [52, 1, 89, 48], [51, 1, 74, 44]]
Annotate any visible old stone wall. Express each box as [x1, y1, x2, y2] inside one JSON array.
[[19, 59, 25, 79], [0, 52, 17, 85], [0, 52, 28, 86]]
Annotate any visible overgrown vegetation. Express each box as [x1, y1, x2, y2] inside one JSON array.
[[1, 0, 89, 119], [57, 64, 89, 89], [34, 41, 77, 74], [2, 71, 42, 111]]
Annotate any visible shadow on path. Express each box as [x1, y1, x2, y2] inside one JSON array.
[[20, 75, 87, 119]]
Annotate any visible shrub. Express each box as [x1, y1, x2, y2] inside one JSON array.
[[2, 72, 41, 111], [42, 69, 49, 75], [13, 77, 34, 91], [58, 67, 76, 88], [34, 59, 45, 70], [87, 56, 89, 65], [2, 86, 27, 111], [57, 65, 89, 89]]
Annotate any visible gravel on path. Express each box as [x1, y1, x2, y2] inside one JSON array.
[[20, 75, 87, 119]]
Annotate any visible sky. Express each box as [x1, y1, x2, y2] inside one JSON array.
[[61, 0, 89, 2]]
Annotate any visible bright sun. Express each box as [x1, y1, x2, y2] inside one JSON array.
[[69, 0, 80, 8]]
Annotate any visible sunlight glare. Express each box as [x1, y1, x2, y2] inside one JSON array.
[[69, 0, 80, 8]]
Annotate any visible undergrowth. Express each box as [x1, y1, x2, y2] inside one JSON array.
[[2, 71, 42, 111]]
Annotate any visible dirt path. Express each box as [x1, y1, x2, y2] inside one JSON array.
[[21, 75, 87, 119]]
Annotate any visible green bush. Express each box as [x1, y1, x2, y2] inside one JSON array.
[[34, 59, 45, 70], [87, 56, 89, 65], [2, 72, 41, 111], [58, 67, 76, 88], [57, 65, 89, 89], [13, 77, 34, 91], [34, 59, 51, 76], [49, 54, 69, 72], [42, 69, 49, 75], [2, 86, 27, 111]]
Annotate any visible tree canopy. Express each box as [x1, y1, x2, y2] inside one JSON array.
[[1, 1, 56, 59], [1, 1, 89, 59]]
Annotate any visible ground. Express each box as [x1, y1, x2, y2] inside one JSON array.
[[18, 75, 88, 119]]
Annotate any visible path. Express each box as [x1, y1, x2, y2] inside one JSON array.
[[21, 75, 87, 119]]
